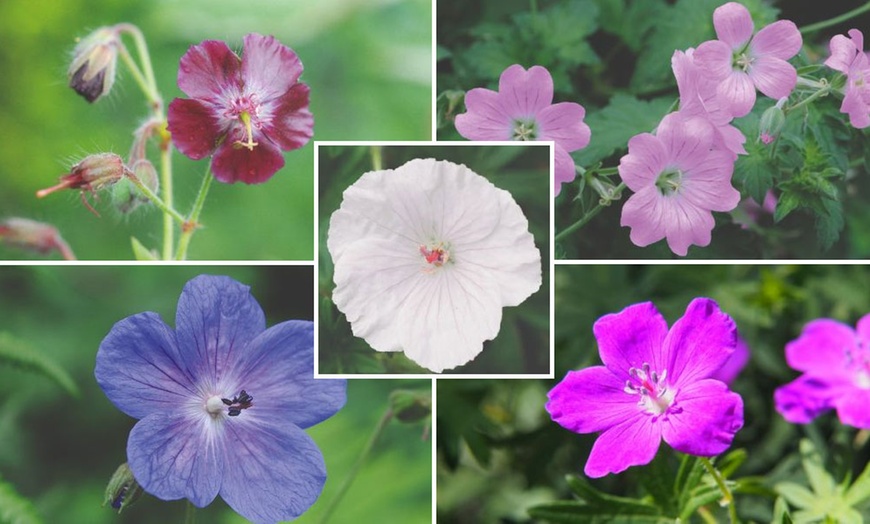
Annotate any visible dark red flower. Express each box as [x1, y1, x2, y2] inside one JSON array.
[[167, 34, 313, 184]]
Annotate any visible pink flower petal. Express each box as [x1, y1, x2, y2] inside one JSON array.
[[663, 298, 736, 386], [748, 56, 797, 100], [497, 64, 554, 118], [546, 367, 641, 434], [177, 40, 242, 101], [714, 123, 747, 157], [712, 2, 754, 50], [554, 145, 576, 195], [849, 29, 866, 52], [621, 186, 668, 249], [825, 33, 859, 73], [661, 379, 743, 456], [211, 137, 285, 184], [592, 301, 669, 380], [694, 40, 734, 80], [680, 150, 740, 213], [584, 414, 661, 478], [751, 19, 802, 60], [841, 87, 870, 129], [261, 83, 313, 151], [661, 197, 715, 256], [835, 389, 870, 429], [717, 70, 756, 117], [619, 133, 667, 191], [167, 98, 224, 160], [455, 88, 513, 141], [656, 114, 714, 169], [537, 102, 590, 152], [241, 33, 303, 102], [785, 319, 857, 379]]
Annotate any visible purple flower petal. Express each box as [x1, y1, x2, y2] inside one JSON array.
[[841, 86, 870, 129], [455, 88, 512, 141], [748, 56, 797, 100], [260, 83, 313, 151], [620, 186, 668, 249], [619, 133, 667, 191], [177, 40, 241, 101], [784, 319, 856, 379], [233, 321, 347, 429], [546, 367, 644, 434], [498, 64, 554, 117], [711, 336, 750, 384], [241, 34, 304, 102], [774, 375, 841, 424], [537, 102, 591, 152], [717, 71, 756, 118], [751, 20, 802, 60], [694, 40, 735, 80], [825, 33, 859, 73], [95, 312, 193, 419], [661, 379, 743, 456], [174, 275, 266, 386], [656, 114, 714, 169], [593, 301, 669, 381], [211, 136, 286, 184], [664, 298, 736, 386], [584, 414, 661, 478], [127, 411, 222, 507], [835, 389, 870, 429], [554, 145, 576, 195], [680, 150, 740, 213], [220, 418, 326, 524], [660, 198, 715, 256], [712, 2, 754, 50], [166, 98, 223, 160]]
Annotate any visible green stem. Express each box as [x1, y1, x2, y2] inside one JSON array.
[[801, 1, 870, 34], [699, 457, 738, 524], [784, 84, 831, 115], [370, 145, 383, 171], [125, 171, 185, 225], [554, 182, 625, 243], [115, 23, 162, 113], [184, 500, 196, 524], [317, 408, 394, 524], [596, 166, 619, 177], [160, 145, 175, 260], [174, 168, 214, 260], [116, 44, 152, 104]]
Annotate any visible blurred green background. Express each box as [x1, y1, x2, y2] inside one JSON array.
[[438, 265, 870, 522], [317, 144, 551, 374], [0, 0, 431, 260], [0, 266, 430, 523]]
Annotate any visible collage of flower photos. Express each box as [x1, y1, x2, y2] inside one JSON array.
[[1, 0, 869, 523]]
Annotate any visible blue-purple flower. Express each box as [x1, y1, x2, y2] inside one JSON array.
[[95, 275, 346, 523], [546, 298, 744, 477]]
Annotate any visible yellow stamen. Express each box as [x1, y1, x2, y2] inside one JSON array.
[[234, 111, 258, 151]]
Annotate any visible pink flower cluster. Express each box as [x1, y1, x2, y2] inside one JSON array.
[[619, 2, 801, 256], [825, 29, 870, 129]]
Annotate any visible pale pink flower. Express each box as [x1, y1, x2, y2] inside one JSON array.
[[619, 113, 740, 256], [824, 29, 870, 129], [454, 65, 591, 196], [694, 2, 802, 118]]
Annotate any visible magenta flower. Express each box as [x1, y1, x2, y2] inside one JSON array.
[[95, 275, 346, 523], [824, 29, 870, 129], [167, 34, 313, 184], [693, 2, 802, 118], [711, 335, 750, 384], [454, 64, 591, 196], [546, 298, 744, 478], [618, 112, 740, 256], [775, 314, 870, 429]]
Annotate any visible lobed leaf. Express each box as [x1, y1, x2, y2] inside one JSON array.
[[0, 333, 79, 397]]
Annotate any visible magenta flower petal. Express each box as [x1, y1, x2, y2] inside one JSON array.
[[593, 301, 669, 380], [177, 40, 242, 100], [712, 2, 754, 49], [498, 64, 554, 116], [585, 414, 661, 478], [212, 137, 286, 184], [711, 335, 750, 384], [835, 389, 870, 428], [546, 367, 642, 434], [261, 83, 314, 151], [554, 145, 576, 196], [537, 102, 591, 151], [748, 56, 798, 99], [241, 33, 303, 100], [717, 71, 757, 117], [166, 98, 223, 160], [774, 375, 841, 424], [661, 379, 744, 456], [751, 20, 802, 60], [664, 298, 737, 386], [784, 319, 857, 379]]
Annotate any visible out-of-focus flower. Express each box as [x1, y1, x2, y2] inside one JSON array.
[[618, 113, 740, 256], [694, 2, 802, 117], [95, 275, 346, 523], [327, 158, 542, 373], [775, 315, 870, 428], [546, 298, 744, 477], [733, 190, 777, 230], [167, 33, 313, 184], [68, 27, 120, 103], [0, 218, 76, 260], [711, 335, 750, 384], [824, 29, 870, 129], [36, 153, 129, 215], [454, 65, 591, 196]]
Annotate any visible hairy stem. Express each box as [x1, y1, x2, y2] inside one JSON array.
[[160, 144, 175, 260], [125, 171, 186, 226], [801, 1, 870, 34], [175, 168, 214, 260], [554, 182, 625, 243]]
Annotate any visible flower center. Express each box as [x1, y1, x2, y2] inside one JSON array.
[[226, 95, 261, 151], [845, 341, 870, 390], [235, 111, 259, 151], [206, 390, 254, 418], [733, 51, 754, 72], [655, 168, 683, 196], [512, 119, 538, 141], [623, 363, 676, 416], [419, 243, 451, 272]]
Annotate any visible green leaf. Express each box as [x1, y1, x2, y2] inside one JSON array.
[[844, 455, 870, 506], [773, 191, 801, 223], [675, 454, 705, 510], [636, 449, 677, 514], [734, 146, 776, 204], [775, 482, 815, 509], [565, 475, 659, 512], [678, 484, 723, 521], [574, 94, 673, 166], [0, 473, 41, 524], [130, 236, 159, 261], [0, 333, 79, 397], [528, 501, 668, 523], [716, 448, 747, 478], [773, 496, 794, 524], [800, 439, 837, 497], [593, 0, 666, 52]]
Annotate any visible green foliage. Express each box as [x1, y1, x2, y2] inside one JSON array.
[[0, 333, 78, 397], [0, 474, 41, 524]]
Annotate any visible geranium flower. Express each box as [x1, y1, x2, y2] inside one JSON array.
[[694, 2, 802, 117], [824, 29, 870, 129], [546, 298, 744, 478], [95, 275, 346, 523], [774, 314, 870, 428], [618, 112, 740, 256], [454, 64, 591, 196], [327, 158, 542, 373], [167, 33, 313, 184]]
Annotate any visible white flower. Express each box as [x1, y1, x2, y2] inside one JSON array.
[[327, 158, 542, 373]]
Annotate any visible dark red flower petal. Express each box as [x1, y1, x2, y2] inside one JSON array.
[[177, 40, 242, 100], [241, 34, 303, 102], [167, 98, 224, 160], [262, 83, 313, 152], [211, 135, 285, 184]]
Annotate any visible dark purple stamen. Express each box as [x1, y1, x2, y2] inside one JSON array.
[[222, 389, 254, 417]]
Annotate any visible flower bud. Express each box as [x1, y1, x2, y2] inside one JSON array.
[[388, 389, 431, 424], [68, 27, 119, 103], [0, 218, 76, 260], [103, 463, 143, 514], [759, 103, 786, 145], [112, 159, 159, 214]]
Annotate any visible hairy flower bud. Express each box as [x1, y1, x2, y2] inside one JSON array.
[[0, 218, 76, 260], [37, 153, 130, 215], [112, 159, 159, 214], [759, 103, 786, 145], [103, 463, 143, 513], [68, 27, 119, 103]]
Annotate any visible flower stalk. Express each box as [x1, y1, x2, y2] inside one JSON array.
[[800, 1, 870, 34], [700, 457, 739, 524]]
